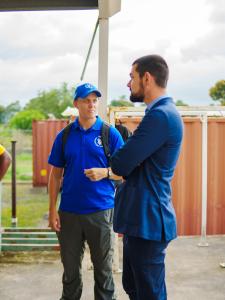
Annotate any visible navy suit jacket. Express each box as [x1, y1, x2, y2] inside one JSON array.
[[110, 97, 183, 242]]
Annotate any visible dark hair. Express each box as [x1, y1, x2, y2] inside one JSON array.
[[133, 55, 169, 88]]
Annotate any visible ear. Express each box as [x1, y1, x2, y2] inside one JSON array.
[[144, 72, 155, 86], [73, 100, 78, 108]]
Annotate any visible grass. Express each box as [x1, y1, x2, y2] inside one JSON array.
[[0, 126, 32, 182], [3, 152, 32, 182], [0, 128, 50, 228], [2, 199, 48, 227], [1, 183, 49, 228]]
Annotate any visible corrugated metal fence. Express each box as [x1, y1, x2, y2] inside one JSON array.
[[33, 120, 68, 186], [32, 117, 225, 236]]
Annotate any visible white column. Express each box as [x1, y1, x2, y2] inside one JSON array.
[[98, 17, 109, 122], [198, 113, 209, 247]]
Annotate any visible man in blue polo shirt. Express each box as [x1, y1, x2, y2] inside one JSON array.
[[110, 55, 183, 300], [48, 83, 123, 300]]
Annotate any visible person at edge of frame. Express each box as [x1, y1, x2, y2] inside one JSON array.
[[110, 54, 184, 300], [48, 82, 124, 300], [0, 143, 11, 181]]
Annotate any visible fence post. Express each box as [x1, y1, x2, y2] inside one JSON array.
[[198, 113, 209, 247], [11, 140, 17, 227]]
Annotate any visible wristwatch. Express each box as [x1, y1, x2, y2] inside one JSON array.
[[107, 168, 113, 179]]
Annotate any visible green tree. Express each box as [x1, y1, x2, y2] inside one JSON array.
[[9, 109, 45, 130], [110, 100, 134, 107], [0, 105, 4, 123], [110, 95, 134, 107], [0, 101, 21, 123], [209, 80, 225, 105], [110, 95, 133, 106], [25, 83, 73, 118], [175, 100, 188, 106]]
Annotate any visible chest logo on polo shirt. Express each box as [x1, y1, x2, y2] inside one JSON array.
[[94, 136, 103, 147]]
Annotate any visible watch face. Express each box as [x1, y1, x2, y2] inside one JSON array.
[[108, 168, 112, 178]]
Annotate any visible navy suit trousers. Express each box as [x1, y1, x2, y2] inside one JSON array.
[[122, 235, 169, 300]]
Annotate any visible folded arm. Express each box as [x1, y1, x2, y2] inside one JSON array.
[[84, 167, 122, 181], [110, 111, 168, 177]]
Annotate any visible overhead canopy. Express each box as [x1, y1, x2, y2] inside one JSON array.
[[0, 0, 98, 11]]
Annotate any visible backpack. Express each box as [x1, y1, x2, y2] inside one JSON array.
[[61, 121, 131, 166], [101, 122, 132, 162]]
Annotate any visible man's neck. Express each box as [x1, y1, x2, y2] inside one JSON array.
[[144, 88, 167, 105], [78, 116, 97, 130]]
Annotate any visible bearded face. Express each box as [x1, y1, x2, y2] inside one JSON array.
[[128, 64, 145, 103], [129, 80, 145, 103]]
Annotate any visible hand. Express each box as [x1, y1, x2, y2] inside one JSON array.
[[48, 209, 61, 232], [84, 168, 107, 181]]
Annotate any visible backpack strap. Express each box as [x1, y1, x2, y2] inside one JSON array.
[[62, 122, 74, 164], [115, 124, 132, 141], [101, 122, 111, 162], [62, 121, 112, 165]]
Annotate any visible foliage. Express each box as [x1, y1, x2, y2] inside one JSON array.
[[25, 82, 74, 118], [110, 95, 134, 107], [0, 105, 4, 123], [0, 101, 21, 124], [209, 80, 225, 105], [0, 126, 32, 154], [9, 109, 45, 130], [110, 100, 133, 107], [175, 99, 189, 106], [110, 99, 134, 107]]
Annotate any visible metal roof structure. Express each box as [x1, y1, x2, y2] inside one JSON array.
[[0, 0, 98, 11]]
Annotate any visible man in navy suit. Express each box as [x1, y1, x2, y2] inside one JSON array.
[[110, 55, 183, 300]]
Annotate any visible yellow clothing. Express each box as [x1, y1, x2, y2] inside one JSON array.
[[0, 144, 5, 155]]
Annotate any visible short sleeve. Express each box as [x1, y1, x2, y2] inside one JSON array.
[[48, 132, 65, 168]]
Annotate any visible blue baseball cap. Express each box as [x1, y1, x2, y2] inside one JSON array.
[[73, 83, 101, 100]]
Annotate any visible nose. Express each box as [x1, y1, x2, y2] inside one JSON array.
[[89, 101, 95, 108]]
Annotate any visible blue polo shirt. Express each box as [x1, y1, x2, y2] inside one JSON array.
[[48, 116, 124, 214]]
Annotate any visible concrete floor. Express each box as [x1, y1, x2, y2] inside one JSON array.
[[0, 235, 225, 300]]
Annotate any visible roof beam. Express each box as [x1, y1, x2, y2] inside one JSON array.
[[0, 0, 98, 12]]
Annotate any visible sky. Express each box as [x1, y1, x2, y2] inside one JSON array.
[[0, 0, 224, 107]]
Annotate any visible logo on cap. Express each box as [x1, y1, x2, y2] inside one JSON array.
[[84, 83, 92, 89]]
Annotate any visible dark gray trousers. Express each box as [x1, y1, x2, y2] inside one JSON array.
[[57, 209, 116, 300]]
